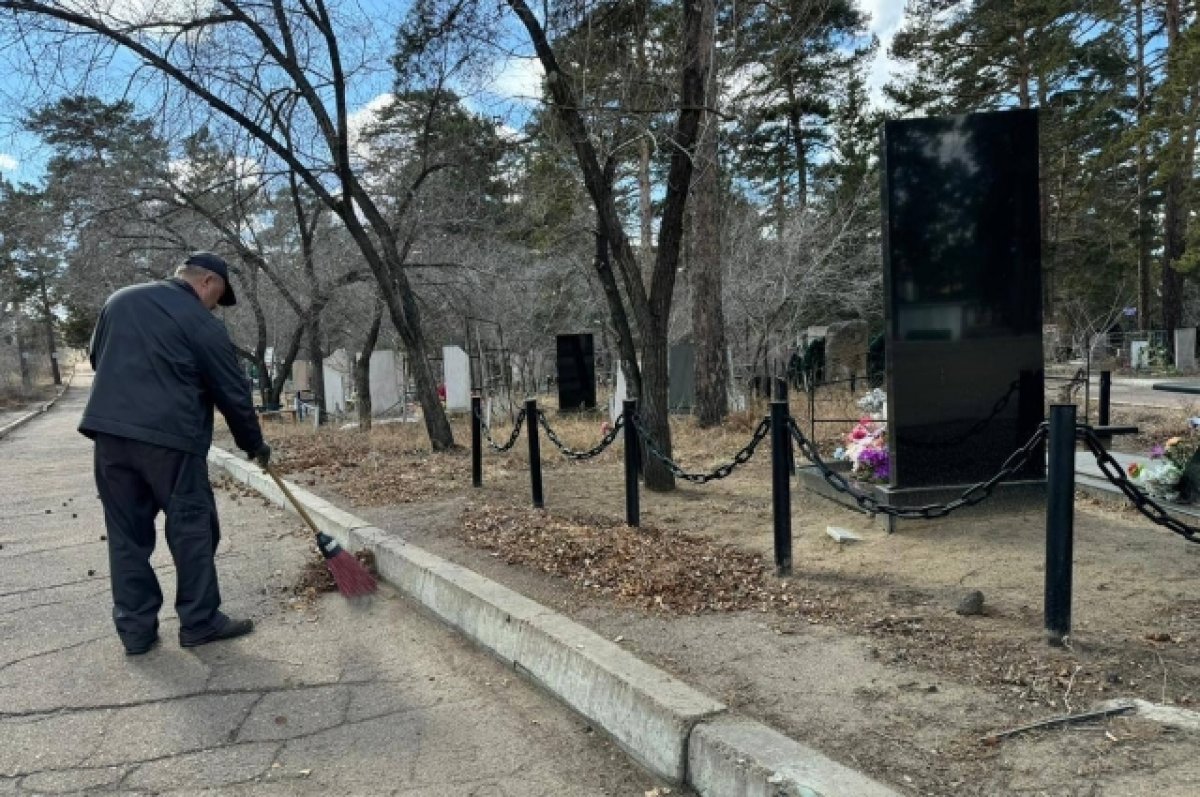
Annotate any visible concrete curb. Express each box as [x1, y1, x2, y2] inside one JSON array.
[[207, 446, 900, 795], [689, 718, 899, 797], [0, 368, 76, 441]]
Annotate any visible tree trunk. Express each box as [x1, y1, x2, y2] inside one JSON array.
[[507, 0, 710, 489], [268, 321, 307, 407], [37, 275, 61, 385], [1160, 0, 1186, 340], [355, 303, 383, 431], [244, 261, 271, 404], [1135, 0, 1152, 331], [307, 304, 327, 421], [640, 327, 674, 491], [784, 78, 807, 211], [636, 12, 654, 273], [15, 313, 32, 392], [691, 0, 728, 427]]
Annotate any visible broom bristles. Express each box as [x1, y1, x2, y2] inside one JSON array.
[[325, 549, 377, 597]]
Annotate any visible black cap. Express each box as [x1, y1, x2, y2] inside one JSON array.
[[185, 251, 237, 306]]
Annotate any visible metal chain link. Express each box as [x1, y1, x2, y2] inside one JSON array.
[[1077, 426, 1200, 545], [538, 412, 626, 460], [789, 418, 1048, 519], [475, 406, 526, 453], [631, 414, 771, 484]]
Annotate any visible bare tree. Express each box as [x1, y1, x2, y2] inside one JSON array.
[[503, 0, 713, 490], [690, 0, 727, 426], [1, 0, 457, 448], [723, 175, 881, 377]]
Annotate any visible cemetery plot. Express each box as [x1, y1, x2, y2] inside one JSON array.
[[219, 398, 1200, 796]]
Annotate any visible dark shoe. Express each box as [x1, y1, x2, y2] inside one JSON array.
[[180, 618, 254, 648], [124, 635, 160, 656]]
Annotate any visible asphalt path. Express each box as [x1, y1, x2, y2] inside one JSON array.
[[0, 373, 667, 795]]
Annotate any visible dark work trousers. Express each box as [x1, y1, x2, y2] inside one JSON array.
[[93, 433, 227, 647]]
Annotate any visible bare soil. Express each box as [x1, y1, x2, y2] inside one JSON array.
[[214, 400, 1200, 796]]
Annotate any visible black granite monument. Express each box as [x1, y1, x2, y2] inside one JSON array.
[[881, 109, 1045, 490], [556, 334, 597, 411]]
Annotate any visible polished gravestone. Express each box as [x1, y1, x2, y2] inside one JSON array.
[[881, 109, 1045, 493], [556, 334, 597, 411]]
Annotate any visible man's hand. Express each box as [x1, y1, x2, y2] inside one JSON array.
[[250, 443, 271, 469]]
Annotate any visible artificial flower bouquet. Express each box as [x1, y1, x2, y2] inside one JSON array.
[[835, 417, 890, 482], [1127, 433, 1200, 502], [857, 387, 887, 420]]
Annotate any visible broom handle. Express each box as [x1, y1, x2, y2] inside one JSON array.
[[263, 464, 323, 539]]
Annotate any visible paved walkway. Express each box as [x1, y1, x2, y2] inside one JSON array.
[[0, 375, 665, 795]]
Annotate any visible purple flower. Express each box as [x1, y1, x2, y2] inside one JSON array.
[[1151, 445, 1166, 459], [858, 446, 890, 480]]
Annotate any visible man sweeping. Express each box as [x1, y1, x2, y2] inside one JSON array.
[[80, 252, 271, 655]]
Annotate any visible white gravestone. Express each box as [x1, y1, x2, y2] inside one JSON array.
[[1130, 341, 1150, 370], [609, 367, 628, 423], [1176, 328, 1197, 370], [442, 345, 471, 411], [369, 350, 405, 416], [322, 348, 351, 414]]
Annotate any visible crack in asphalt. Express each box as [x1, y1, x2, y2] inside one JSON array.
[[0, 539, 105, 559], [0, 678, 407, 720], [6, 702, 470, 784], [0, 635, 109, 676]]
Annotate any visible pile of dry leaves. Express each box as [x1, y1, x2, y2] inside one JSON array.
[[274, 429, 469, 505], [460, 501, 847, 616], [458, 501, 1200, 711]]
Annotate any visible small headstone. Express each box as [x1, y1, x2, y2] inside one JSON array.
[[442, 345, 471, 410], [368, 350, 405, 416], [556, 334, 596, 411], [609, 367, 628, 423], [825, 526, 862, 544], [668, 342, 696, 411], [956, 590, 985, 616], [1176, 328, 1196, 370], [1130, 340, 1150, 370], [824, 320, 869, 382], [1090, 333, 1114, 367]]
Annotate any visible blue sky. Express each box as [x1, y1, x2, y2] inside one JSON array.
[[0, 0, 909, 183]]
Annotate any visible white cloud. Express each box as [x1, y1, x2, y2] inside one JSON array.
[[486, 56, 543, 103], [65, 0, 211, 26], [0, 153, 17, 172], [860, 0, 908, 108], [347, 92, 396, 168]]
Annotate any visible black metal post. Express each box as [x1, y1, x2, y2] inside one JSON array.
[[770, 400, 793, 576], [623, 399, 640, 527], [1098, 371, 1111, 426], [774, 378, 795, 476], [471, 393, 482, 488], [1045, 403, 1076, 646], [809, 382, 816, 441], [526, 398, 544, 508]]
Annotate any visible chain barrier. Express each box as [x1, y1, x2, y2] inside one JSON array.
[[631, 413, 771, 484], [1077, 426, 1200, 545], [475, 406, 526, 453], [538, 412, 626, 460], [895, 379, 1021, 450], [789, 418, 1048, 519]]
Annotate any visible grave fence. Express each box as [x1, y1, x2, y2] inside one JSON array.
[[469, 392, 1198, 645]]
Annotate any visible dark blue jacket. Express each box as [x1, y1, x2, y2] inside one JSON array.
[[79, 278, 264, 457]]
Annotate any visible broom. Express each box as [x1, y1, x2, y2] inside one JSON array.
[[262, 464, 377, 598]]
